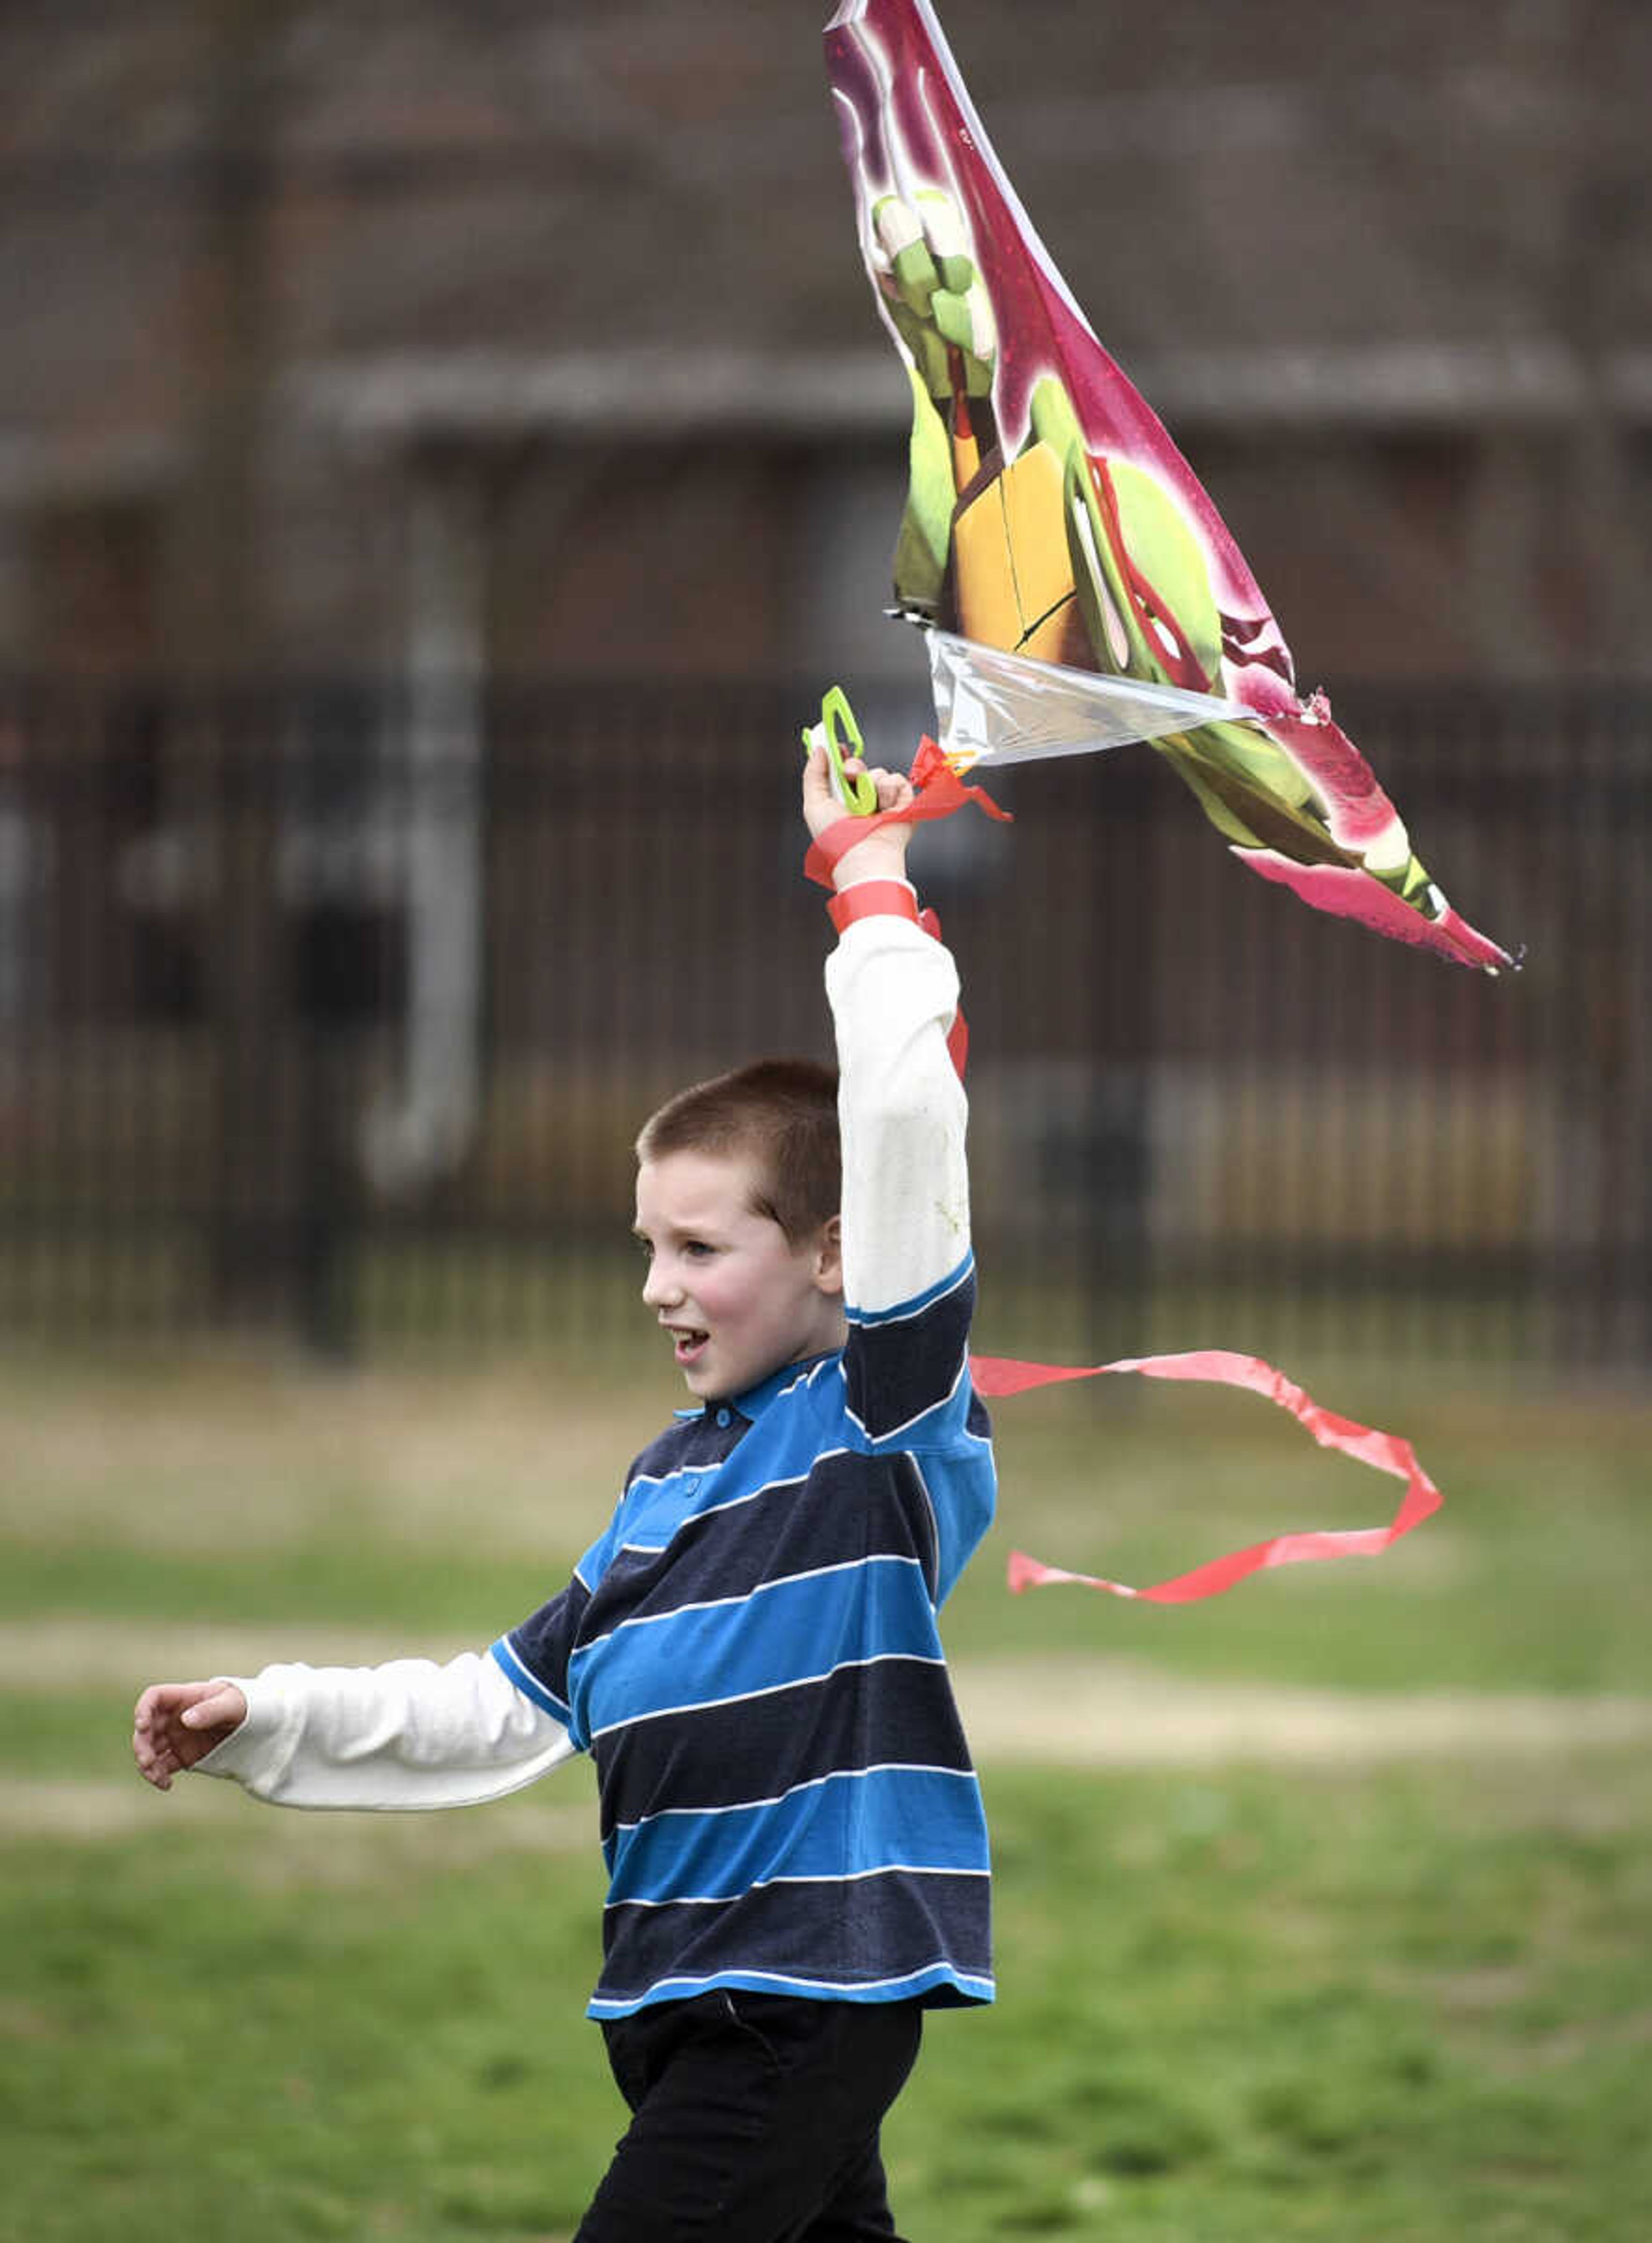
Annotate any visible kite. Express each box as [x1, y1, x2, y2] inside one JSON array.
[[824, 0, 1514, 972], [807, 0, 1486, 1601]]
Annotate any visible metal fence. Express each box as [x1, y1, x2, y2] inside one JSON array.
[[0, 673, 1646, 1380]]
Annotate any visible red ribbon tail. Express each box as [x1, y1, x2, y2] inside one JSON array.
[[972, 1348, 1443, 1604]]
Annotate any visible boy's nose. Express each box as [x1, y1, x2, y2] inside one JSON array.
[[641, 1256, 678, 1308]]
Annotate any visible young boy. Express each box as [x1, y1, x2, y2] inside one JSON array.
[[133, 745, 997, 2242]]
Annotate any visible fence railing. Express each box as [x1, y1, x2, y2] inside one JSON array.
[[0, 673, 1645, 1379]]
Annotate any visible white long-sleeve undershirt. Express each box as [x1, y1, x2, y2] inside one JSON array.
[[196, 1650, 574, 1810], [828, 910, 971, 1315]]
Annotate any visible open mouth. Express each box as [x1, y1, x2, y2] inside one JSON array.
[[670, 1328, 709, 1367]]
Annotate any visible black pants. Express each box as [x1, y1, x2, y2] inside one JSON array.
[[575, 1990, 925, 2242]]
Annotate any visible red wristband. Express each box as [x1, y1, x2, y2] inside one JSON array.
[[827, 879, 922, 934]]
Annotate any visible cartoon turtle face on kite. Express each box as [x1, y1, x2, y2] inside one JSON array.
[[829, 0, 1513, 971]]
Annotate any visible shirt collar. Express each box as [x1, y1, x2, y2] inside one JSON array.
[[672, 1348, 839, 1426]]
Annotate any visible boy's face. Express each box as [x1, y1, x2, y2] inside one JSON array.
[[635, 1149, 844, 1403]]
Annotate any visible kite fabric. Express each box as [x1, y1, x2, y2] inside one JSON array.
[[824, 0, 1514, 972]]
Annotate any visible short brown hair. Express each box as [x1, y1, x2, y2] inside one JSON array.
[[636, 1059, 840, 1244]]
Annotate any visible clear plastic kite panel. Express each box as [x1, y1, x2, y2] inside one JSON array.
[[928, 629, 1254, 771]]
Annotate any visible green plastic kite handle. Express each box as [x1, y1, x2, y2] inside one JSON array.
[[801, 685, 879, 816]]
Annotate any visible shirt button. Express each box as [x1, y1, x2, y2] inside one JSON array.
[[715, 1407, 731, 1428]]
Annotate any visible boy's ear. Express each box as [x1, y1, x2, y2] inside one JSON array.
[[813, 1215, 844, 1296]]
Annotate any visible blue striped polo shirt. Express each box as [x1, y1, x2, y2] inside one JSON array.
[[492, 1248, 996, 2019]]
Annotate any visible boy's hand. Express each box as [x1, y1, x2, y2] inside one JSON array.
[[132, 1679, 248, 1791], [803, 744, 917, 890]]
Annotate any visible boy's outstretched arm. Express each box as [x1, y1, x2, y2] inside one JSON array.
[[130, 1651, 575, 1811]]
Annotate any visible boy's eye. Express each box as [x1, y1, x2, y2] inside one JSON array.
[[683, 1240, 715, 1259]]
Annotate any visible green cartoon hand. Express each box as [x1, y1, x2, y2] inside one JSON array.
[[872, 186, 998, 614], [872, 187, 996, 402]]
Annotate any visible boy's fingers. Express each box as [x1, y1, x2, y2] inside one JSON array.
[[134, 1678, 244, 1735], [802, 743, 835, 810], [835, 756, 914, 806], [181, 1684, 246, 1732], [134, 1684, 186, 1731], [862, 769, 913, 815], [131, 1724, 174, 1789]]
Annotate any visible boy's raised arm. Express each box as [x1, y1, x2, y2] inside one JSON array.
[[805, 744, 972, 1324]]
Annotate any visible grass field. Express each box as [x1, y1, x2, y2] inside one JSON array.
[[3, 1348, 1651, 2240]]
